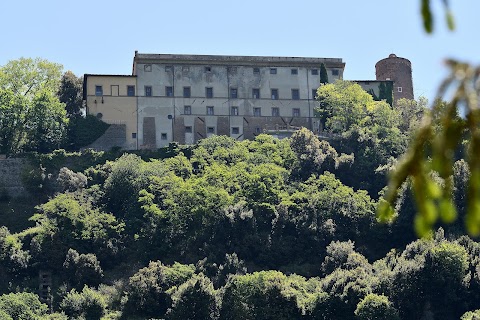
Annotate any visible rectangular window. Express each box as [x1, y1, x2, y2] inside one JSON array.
[[252, 88, 260, 99], [291, 68, 298, 75], [255, 127, 262, 134], [183, 87, 191, 98], [95, 85, 103, 96], [165, 66, 173, 72], [231, 106, 239, 116], [207, 106, 214, 115], [312, 89, 318, 99], [292, 89, 300, 100], [166, 86, 173, 97], [184, 105, 191, 115], [271, 89, 278, 100], [161, 133, 167, 140], [145, 86, 152, 97], [205, 66, 212, 73], [332, 69, 339, 76], [206, 87, 213, 98], [253, 67, 260, 74], [272, 107, 279, 117], [232, 127, 239, 134], [185, 126, 192, 133], [270, 68, 277, 74], [253, 107, 261, 117], [132, 133, 137, 139], [207, 127, 215, 134], [293, 108, 300, 117], [111, 85, 119, 96], [230, 88, 238, 99], [311, 69, 319, 75], [398, 87, 403, 92], [127, 85, 135, 97]]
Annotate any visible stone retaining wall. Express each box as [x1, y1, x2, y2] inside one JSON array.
[[0, 158, 28, 198]]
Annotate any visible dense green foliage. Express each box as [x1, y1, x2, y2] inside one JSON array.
[[0, 70, 477, 318], [315, 81, 424, 197], [0, 59, 69, 155], [0, 58, 110, 155], [1, 122, 479, 318], [57, 71, 83, 119]]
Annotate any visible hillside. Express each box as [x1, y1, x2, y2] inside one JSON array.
[[0, 124, 478, 319]]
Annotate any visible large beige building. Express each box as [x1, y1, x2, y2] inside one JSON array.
[[83, 74, 137, 149], [133, 52, 345, 148], [83, 52, 407, 150]]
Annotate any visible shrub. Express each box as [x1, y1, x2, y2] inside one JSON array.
[[122, 261, 195, 318], [219, 271, 303, 320], [60, 286, 106, 320], [462, 310, 480, 320], [167, 274, 219, 320], [354, 294, 400, 320], [0, 292, 48, 320], [63, 249, 103, 289], [56, 167, 87, 192]]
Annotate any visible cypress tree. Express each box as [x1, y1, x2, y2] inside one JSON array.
[[320, 63, 329, 84]]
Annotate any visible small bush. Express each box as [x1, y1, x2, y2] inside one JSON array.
[[60, 286, 106, 320], [355, 294, 400, 320], [63, 249, 104, 289], [56, 167, 87, 192], [0, 292, 48, 319]]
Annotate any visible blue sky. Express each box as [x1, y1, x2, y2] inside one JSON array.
[[1, 1, 478, 103]]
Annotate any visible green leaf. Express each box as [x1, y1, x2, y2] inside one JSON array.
[[422, 0, 433, 33], [439, 198, 457, 224]]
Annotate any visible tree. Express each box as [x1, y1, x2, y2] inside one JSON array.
[[0, 227, 30, 280], [354, 294, 400, 320], [314, 81, 407, 196], [220, 271, 303, 320], [167, 274, 219, 320], [25, 90, 69, 152], [0, 58, 68, 154], [0, 57, 63, 98], [122, 261, 195, 318], [394, 98, 428, 134], [0, 292, 48, 320], [63, 249, 104, 289], [58, 71, 83, 119], [423, 242, 469, 319], [315, 81, 376, 132], [60, 286, 106, 320], [0, 88, 28, 155], [290, 127, 352, 179], [320, 63, 329, 84], [31, 193, 123, 269]]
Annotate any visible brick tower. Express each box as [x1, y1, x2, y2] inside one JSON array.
[[375, 54, 414, 102]]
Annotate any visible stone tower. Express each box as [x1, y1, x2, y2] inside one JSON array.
[[375, 54, 414, 102]]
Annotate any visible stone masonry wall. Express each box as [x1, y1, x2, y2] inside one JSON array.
[[0, 158, 28, 198]]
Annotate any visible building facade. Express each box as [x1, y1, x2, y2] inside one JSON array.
[[132, 52, 345, 148], [83, 52, 410, 150], [83, 74, 138, 149], [375, 54, 414, 101]]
